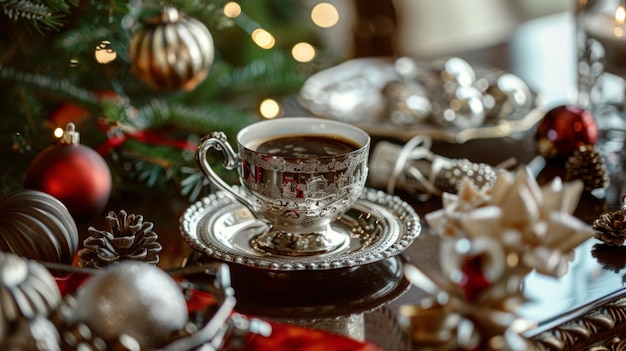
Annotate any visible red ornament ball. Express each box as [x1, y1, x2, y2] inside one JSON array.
[[535, 105, 598, 159], [24, 124, 112, 223]]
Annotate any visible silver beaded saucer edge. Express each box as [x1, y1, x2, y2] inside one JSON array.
[[180, 186, 421, 271]]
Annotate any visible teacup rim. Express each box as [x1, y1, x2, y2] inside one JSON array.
[[237, 117, 371, 157]]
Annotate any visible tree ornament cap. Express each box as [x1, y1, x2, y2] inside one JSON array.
[[61, 122, 80, 145], [161, 5, 180, 23]]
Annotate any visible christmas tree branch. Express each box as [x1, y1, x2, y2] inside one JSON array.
[[226, 52, 309, 94], [169, 103, 257, 136], [0, 65, 101, 107], [0, 1, 327, 200], [1, 0, 78, 33]]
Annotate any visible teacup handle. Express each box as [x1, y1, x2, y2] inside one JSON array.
[[196, 132, 259, 215]]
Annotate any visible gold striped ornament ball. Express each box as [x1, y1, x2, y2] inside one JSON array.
[[129, 5, 215, 92]]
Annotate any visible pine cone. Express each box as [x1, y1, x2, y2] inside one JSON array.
[[593, 209, 626, 246], [78, 210, 162, 268], [565, 144, 610, 192]]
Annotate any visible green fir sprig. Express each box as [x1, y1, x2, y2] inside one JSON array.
[[1, 0, 79, 33], [0, 0, 333, 202]]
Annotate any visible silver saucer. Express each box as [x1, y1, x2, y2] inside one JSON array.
[[180, 187, 421, 271]]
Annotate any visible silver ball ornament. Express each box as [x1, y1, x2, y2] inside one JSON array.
[[432, 85, 486, 129], [383, 80, 431, 125], [69, 261, 188, 348], [440, 57, 476, 86], [482, 73, 532, 121]]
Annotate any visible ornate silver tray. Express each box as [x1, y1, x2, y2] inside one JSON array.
[[298, 57, 544, 143], [180, 187, 421, 271]]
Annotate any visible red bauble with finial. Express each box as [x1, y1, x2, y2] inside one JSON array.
[[24, 123, 112, 223], [535, 105, 598, 160]]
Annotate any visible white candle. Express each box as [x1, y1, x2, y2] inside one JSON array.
[[582, 7, 626, 77]]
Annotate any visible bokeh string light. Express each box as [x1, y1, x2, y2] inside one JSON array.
[[292, 42, 315, 62], [222, 1, 342, 115], [251, 28, 275, 49], [615, 5, 626, 37], [259, 98, 281, 119], [54, 128, 64, 138], [222, 2, 275, 50], [311, 2, 340, 28], [94, 40, 117, 64], [223, 2, 242, 18]]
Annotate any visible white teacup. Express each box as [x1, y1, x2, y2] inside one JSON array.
[[196, 117, 370, 256]]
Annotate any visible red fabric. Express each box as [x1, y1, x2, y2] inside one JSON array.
[[54, 274, 383, 351], [185, 288, 217, 312], [246, 323, 382, 351], [47, 91, 119, 127], [96, 127, 197, 156], [54, 272, 90, 296], [46, 90, 197, 156]]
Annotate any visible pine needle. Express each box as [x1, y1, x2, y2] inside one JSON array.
[[1, 0, 78, 33]]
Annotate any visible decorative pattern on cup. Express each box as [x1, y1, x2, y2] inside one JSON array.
[[239, 144, 369, 232]]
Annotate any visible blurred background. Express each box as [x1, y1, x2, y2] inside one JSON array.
[[0, 0, 576, 227]]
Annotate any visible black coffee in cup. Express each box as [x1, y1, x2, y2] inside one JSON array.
[[255, 135, 360, 158]]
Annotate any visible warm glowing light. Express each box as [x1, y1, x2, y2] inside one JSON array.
[[94, 40, 117, 64], [252, 28, 275, 49], [506, 253, 519, 267], [223, 2, 241, 18], [311, 3, 339, 28], [54, 128, 64, 138], [291, 42, 316, 62], [615, 6, 626, 37], [259, 98, 281, 118], [69, 58, 79, 67], [616, 6, 626, 25]]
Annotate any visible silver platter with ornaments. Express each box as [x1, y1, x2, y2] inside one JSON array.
[[298, 57, 543, 143], [180, 186, 421, 271]]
